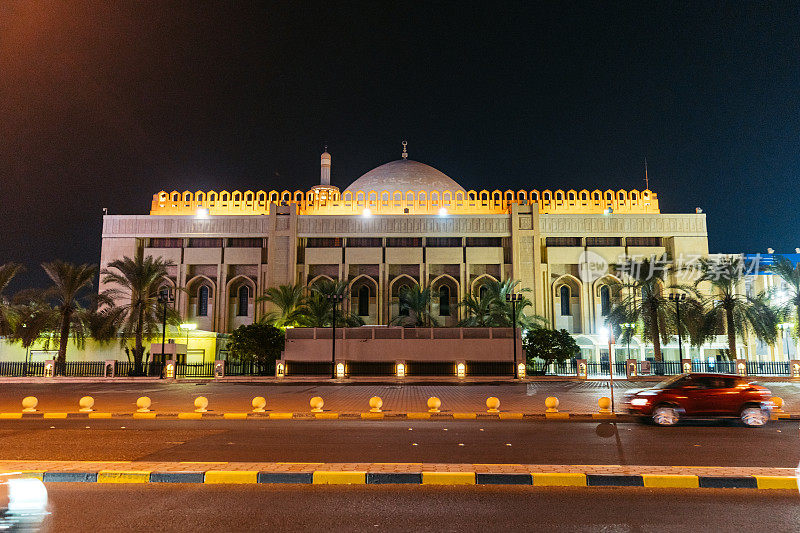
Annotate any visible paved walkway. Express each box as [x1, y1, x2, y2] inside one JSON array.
[[0, 381, 796, 414]]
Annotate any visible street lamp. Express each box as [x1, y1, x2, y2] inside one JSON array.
[[599, 326, 616, 412], [779, 322, 793, 360], [669, 292, 687, 368], [157, 288, 175, 364], [326, 293, 346, 379], [506, 293, 524, 378], [180, 323, 197, 363]]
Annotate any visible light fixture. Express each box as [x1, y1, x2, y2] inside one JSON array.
[[396, 362, 406, 378], [438, 207, 448, 217], [517, 362, 526, 379], [276, 362, 285, 378], [336, 362, 346, 379], [196, 207, 210, 218], [456, 362, 466, 378], [362, 208, 372, 218]]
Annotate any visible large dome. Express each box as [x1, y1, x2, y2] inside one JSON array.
[[344, 159, 465, 195]]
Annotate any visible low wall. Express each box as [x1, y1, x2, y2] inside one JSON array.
[[283, 327, 522, 363]]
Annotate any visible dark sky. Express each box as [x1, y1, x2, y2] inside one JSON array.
[[1, 1, 799, 289]]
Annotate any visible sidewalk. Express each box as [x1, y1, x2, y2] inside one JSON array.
[[2, 460, 795, 489]]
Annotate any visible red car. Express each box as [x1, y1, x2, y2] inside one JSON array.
[[626, 373, 773, 427]]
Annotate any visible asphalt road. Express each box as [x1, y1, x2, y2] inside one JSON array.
[[42, 484, 800, 533], [0, 380, 798, 414], [0, 419, 796, 467]]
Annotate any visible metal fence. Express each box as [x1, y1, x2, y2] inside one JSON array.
[[176, 363, 215, 378], [0, 362, 46, 377]]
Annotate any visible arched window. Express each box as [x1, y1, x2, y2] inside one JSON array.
[[198, 285, 209, 317], [600, 285, 610, 316], [358, 286, 370, 317], [439, 286, 450, 316], [237, 285, 250, 317], [560, 285, 571, 316], [479, 285, 489, 301]]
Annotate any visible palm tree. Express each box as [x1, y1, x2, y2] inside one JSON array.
[[767, 255, 800, 341], [41, 261, 98, 366], [695, 256, 778, 359], [7, 291, 56, 370], [258, 283, 306, 328], [391, 285, 439, 327], [459, 279, 544, 329], [0, 263, 24, 335], [304, 280, 363, 327], [101, 254, 180, 371], [606, 256, 676, 361]]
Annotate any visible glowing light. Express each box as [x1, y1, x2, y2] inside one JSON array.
[[456, 362, 466, 378], [179, 323, 197, 331], [276, 362, 285, 378], [362, 208, 372, 218], [438, 207, 448, 217], [196, 207, 210, 218], [336, 362, 346, 378], [396, 362, 406, 378], [517, 362, 526, 379]]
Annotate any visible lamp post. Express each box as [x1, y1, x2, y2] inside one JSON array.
[[669, 292, 686, 368], [600, 327, 616, 412], [779, 322, 793, 360], [157, 288, 175, 364], [180, 323, 197, 363], [506, 293, 523, 378], [326, 293, 346, 379]]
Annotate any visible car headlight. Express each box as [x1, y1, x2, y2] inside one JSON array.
[[630, 398, 649, 406]]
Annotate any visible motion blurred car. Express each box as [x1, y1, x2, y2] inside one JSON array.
[[625, 373, 773, 426], [0, 474, 48, 531]]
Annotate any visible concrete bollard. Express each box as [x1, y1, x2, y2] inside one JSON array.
[[251, 397, 267, 413], [21, 396, 38, 413], [486, 397, 500, 413], [545, 396, 559, 413], [771, 397, 784, 413], [597, 397, 612, 414], [194, 396, 209, 413], [136, 396, 151, 413], [310, 396, 324, 413], [79, 396, 95, 412], [369, 396, 383, 413], [427, 397, 441, 413]]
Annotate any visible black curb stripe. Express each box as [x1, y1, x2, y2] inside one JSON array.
[[476, 473, 532, 485], [366, 473, 423, 484], [698, 476, 758, 489], [150, 472, 205, 483], [43, 472, 98, 482], [587, 474, 644, 487], [257, 472, 314, 484]]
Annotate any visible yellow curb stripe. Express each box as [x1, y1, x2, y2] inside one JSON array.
[[545, 412, 570, 419], [361, 413, 384, 420], [642, 474, 699, 488], [97, 470, 151, 483], [315, 413, 339, 419], [498, 413, 523, 420], [532, 473, 587, 486], [133, 412, 156, 419], [178, 413, 203, 419], [591, 413, 616, 419], [422, 472, 476, 485], [754, 476, 798, 490], [406, 413, 431, 419], [453, 413, 477, 419], [312, 471, 366, 484], [16, 471, 44, 480], [43, 413, 68, 419], [269, 412, 294, 419], [223, 413, 248, 420], [204, 471, 258, 484], [0, 413, 23, 419], [88, 413, 113, 418]]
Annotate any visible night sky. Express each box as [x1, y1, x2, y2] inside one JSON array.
[[1, 1, 798, 289]]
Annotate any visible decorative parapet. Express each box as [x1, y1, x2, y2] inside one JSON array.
[[150, 188, 660, 216]]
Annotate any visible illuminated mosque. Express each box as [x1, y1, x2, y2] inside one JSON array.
[[96, 142, 720, 365]]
